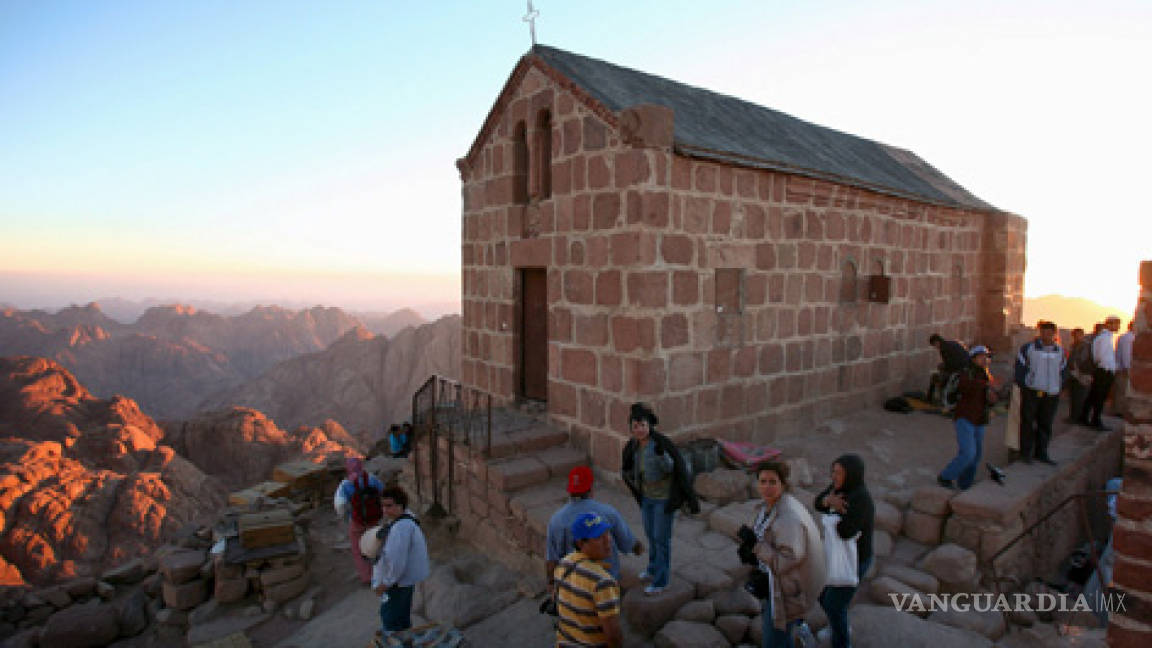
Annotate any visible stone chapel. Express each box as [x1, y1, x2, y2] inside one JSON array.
[[455, 45, 1026, 469]]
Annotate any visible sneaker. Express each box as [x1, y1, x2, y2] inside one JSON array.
[[637, 569, 652, 582], [936, 475, 955, 490], [643, 584, 666, 596]]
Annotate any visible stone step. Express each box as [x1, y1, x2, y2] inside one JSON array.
[[487, 424, 568, 459]]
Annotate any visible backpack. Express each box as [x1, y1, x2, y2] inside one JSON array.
[[349, 473, 383, 526], [883, 396, 913, 413]]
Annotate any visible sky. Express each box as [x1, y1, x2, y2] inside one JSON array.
[[1, 0, 1149, 319]]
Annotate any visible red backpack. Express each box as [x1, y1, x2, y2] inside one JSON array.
[[349, 473, 383, 526]]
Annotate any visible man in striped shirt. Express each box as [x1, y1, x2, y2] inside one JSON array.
[[554, 512, 622, 647]]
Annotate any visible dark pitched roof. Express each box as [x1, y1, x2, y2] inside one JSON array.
[[531, 45, 996, 212]]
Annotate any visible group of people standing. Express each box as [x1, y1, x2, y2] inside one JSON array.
[[933, 315, 1133, 491], [545, 403, 875, 648]]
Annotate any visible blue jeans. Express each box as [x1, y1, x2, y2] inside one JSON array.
[[640, 497, 674, 588], [940, 418, 985, 489], [379, 585, 414, 632], [818, 556, 873, 648], [761, 592, 800, 648]]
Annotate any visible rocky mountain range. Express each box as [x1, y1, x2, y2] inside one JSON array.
[[199, 315, 460, 443], [0, 303, 363, 420], [0, 357, 360, 587]]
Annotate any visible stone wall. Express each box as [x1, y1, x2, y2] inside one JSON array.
[[458, 56, 1027, 471], [1108, 260, 1152, 646]]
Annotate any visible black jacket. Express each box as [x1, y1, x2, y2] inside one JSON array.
[[621, 431, 699, 514], [938, 339, 970, 372], [814, 454, 874, 565]]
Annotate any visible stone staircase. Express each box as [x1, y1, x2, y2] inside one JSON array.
[[409, 405, 587, 573]]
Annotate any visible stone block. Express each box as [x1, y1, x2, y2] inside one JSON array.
[[917, 543, 978, 587], [560, 347, 597, 386], [902, 509, 945, 546], [714, 614, 750, 644], [655, 619, 730, 647], [868, 576, 929, 616], [674, 562, 734, 599], [162, 578, 208, 610], [873, 529, 893, 557], [160, 548, 207, 585], [619, 104, 674, 149], [263, 574, 309, 603], [874, 500, 903, 536], [38, 586, 71, 609], [927, 609, 1006, 640], [258, 563, 305, 589], [62, 576, 96, 599], [674, 599, 715, 623], [878, 564, 939, 594], [215, 577, 249, 603], [910, 485, 956, 516], [708, 587, 761, 617], [488, 456, 549, 492], [620, 577, 694, 635]]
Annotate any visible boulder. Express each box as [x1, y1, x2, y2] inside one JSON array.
[[695, 469, 753, 505], [258, 563, 305, 588], [1, 627, 41, 648], [927, 608, 1006, 640], [748, 614, 763, 645], [188, 598, 220, 625], [620, 578, 695, 636], [910, 486, 955, 516], [879, 564, 940, 594], [38, 586, 72, 609], [675, 562, 734, 598], [63, 576, 97, 599], [874, 500, 903, 536], [709, 587, 761, 617], [420, 564, 519, 629], [707, 505, 747, 539], [95, 581, 116, 600], [902, 510, 945, 546], [40, 603, 120, 648], [654, 620, 730, 648], [873, 530, 893, 557], [848, 605, 992, 648], [162, 578, 207, 610], [115, 589, 149, 638], [673, 599, 715, 623], [159, 548, 206, 585], [715, 614, 750, 643], [918, 544, 978, 587], [868, 577, 928, 616], [888, 537, 931, 567]]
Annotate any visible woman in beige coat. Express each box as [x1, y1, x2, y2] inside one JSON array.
[[742, 461, 827, 648]]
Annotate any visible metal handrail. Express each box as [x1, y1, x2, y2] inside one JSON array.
[[410, 374, 492, 518], [987, 489, 1112, 607]]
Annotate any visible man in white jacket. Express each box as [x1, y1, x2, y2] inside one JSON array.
[[1081, 316, 1121, 431], [370, 485, 429, 634], [1015, 321, 1065, 464]]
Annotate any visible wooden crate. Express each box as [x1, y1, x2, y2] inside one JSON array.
[[238, 510, 295, 549], [227, 481, 291, 508]]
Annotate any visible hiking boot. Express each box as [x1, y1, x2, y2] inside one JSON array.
[[643, 584, 666, 596], [936, 476, 955, 490]]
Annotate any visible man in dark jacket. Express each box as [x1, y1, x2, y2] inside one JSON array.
[[620, 402, 698, 595], [815, 454, 874, 648], [938, 346, 998, 489], [928, 334, 969, 407]]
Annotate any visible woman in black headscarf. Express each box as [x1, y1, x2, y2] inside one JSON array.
[[814, 454, 874, 648]]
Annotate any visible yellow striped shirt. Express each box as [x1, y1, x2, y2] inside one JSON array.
[[554, 551, 621, 647]]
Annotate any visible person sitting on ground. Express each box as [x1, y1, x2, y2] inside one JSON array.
[[938, 345, 998, 488], [369, 486, 429, 635], [927, 333, 970, 407], [554, 512, 623, 648], [333, 457, 384, 585], [387, 424, 411, 458], [815, 454, 874, 648], [546, 466, 643, 592]]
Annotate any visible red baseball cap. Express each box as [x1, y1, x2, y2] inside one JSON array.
[[567, 466, 593, 494]]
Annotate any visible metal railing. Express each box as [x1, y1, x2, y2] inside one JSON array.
[[410, 375, 492, 517], [987, 489, 1112, 609]]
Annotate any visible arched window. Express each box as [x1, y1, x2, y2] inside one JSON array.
[[840, 260, 858, 303], [533, 109, 552, 199], [512, 121, 529, 205]]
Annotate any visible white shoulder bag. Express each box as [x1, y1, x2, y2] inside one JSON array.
[[821, 513, 860, 587]]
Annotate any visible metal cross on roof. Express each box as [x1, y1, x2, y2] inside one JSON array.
[[522, 0, 540, 46]]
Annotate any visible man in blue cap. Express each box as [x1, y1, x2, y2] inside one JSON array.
[[554, 512, 622, 647]]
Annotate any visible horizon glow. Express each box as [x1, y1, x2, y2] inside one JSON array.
[[2, 1, 1149, 317]]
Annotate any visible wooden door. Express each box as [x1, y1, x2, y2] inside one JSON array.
[[518, 268, 548, 401]]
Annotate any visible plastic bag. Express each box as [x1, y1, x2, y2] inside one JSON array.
[[821, 513, 859, 587]]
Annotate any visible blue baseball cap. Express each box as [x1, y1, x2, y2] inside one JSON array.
[[571, 512, 611, 541], [969, 345, 991, 357]]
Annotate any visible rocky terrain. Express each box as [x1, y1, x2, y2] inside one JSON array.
[[0, 358, 359, 587], [199, 316, 460, 442]]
